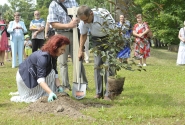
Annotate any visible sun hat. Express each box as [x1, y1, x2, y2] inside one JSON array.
[[24, 35, 30, 39]]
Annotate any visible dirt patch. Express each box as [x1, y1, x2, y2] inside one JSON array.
[[20, 93, 92, 119]]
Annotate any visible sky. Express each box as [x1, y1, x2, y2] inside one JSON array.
[[0, 0, 10, 6]]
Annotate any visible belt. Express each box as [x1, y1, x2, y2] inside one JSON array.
[[56, 29, 73, 33], [91, 35, 108, 39]]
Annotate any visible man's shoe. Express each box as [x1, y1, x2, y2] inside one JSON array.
[[94, 95, 103, 99], [103, 96, 111, 101]]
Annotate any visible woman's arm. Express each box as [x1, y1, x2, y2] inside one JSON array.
[[45, 21, 50, 39], [39, 81, 53, 94], [21, 21, 27, 33], [178, 29, 185, 42], [55, 78, 61, 87], [7, 21, 14, 33]]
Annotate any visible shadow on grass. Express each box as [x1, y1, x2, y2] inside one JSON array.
[[0, 102, 13, 108], [78, 98, 113, 108], [151, 48, 177, 61], [116, 92, 185, 107]]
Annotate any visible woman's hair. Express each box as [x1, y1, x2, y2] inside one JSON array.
[[136, 14, 142, 19], [14, 12, 20, 16], [41, 34, 70, 57], [77, 5, 92, 17]]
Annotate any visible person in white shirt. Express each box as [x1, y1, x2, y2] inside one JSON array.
[[7, 12, 27, 68]]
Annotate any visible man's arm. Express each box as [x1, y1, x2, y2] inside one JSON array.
[[78, 33, 87, 59], [29, 20, 45, 33], [45, 22, 50, 39], [51, 18, 78, 30]]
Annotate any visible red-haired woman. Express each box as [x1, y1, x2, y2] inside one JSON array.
[[10, 34, 70, 103], [133, 14, 150, 66]]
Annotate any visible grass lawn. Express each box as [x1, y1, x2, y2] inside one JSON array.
[[0, 47, 185, 125]]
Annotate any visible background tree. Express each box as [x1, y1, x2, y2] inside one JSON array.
[[133, 0, 185, 45], [36, 0, 51, 20]]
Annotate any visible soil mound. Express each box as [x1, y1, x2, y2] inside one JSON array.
[[21, 93, 91, 119]]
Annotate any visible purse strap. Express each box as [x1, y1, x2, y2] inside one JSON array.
[[54, 0, 72, 19]]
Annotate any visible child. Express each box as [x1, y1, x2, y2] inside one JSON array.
[[24, 35, 32, 58]]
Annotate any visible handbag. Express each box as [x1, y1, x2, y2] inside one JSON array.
[[144, 22, 153, 38], [47, 28, 55, 38]]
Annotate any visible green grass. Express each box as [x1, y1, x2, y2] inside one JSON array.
[[0, 47, 185, 125]]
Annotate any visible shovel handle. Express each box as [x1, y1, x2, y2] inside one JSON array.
[[77, 57, 83, 91], [79, 57, 83, 78]]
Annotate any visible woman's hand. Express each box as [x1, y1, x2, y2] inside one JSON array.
[[137, 33, 143, 38], [48, 92, 57, 102], [57, 85, 64, 93]]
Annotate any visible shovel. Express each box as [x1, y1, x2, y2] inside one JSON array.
[[72, 59, 86, 99]]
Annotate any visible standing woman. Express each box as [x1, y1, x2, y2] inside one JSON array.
[[0, 13, 8, 66], [117, 14, 131, 63], [7, 12, 27, 68], [176, 21, 185, 65], [133, 14, 150, 66], [10, 35, 70, 103]]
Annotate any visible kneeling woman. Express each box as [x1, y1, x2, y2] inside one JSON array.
[[11, 35, 70, 103]]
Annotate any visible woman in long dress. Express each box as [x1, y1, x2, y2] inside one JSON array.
[[133, 14, 150, 66], [176, 21, 185, 65], [117, 14, 131, 63]]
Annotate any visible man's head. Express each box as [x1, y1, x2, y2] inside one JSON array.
[[34, 11, 40, 20], [77, 5, 93, 24]]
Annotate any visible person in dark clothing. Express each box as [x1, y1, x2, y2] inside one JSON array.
[[10, 34, 70, 103]]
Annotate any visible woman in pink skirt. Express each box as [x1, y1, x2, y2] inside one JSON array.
[[0, 13, 8, 66]]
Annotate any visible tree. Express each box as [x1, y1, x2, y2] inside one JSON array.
[[133, 0, 185, 45], [36, 0, 51, 20]]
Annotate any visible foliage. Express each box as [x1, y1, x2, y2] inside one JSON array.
[[133, 0, 185, 45], [79, 0, 109, 8], [2, 0, 185, 45], [36, 0, 51, 20]]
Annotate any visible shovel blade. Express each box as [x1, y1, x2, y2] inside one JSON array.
[[72, 82, 86, 99]]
